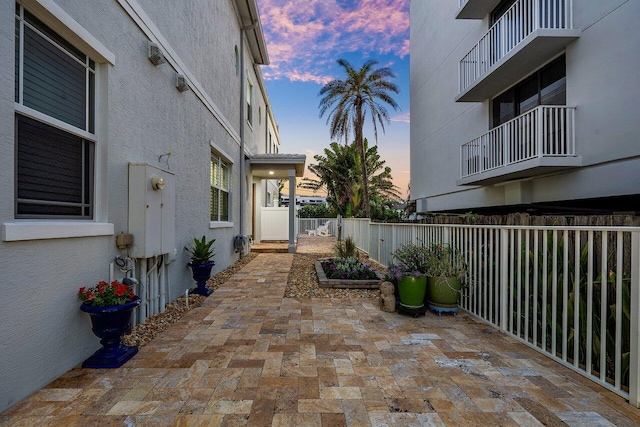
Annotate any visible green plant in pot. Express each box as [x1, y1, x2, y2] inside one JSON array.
[[185, 236, 216, 296], [426, 243, 467, 314], [389, 243, 430, 311]]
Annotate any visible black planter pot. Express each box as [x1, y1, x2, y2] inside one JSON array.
[[189, 260, 215, 296], [80, 297, 141, 368]]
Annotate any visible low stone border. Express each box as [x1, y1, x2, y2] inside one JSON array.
[[315, 260, 383, 289]]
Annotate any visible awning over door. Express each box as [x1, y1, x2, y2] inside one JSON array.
[[249, 154, 306, 179]]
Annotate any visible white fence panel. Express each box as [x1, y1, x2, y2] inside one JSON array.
[[261, 207, 289, 240]]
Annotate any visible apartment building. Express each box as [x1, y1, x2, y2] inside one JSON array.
[[0, 0, 303, 412], [410, 0, 640, 214]]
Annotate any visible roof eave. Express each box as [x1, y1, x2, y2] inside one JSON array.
[[235, 0, 270, 65]]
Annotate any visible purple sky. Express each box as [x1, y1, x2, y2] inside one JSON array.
[[256, 0, 411, 197]]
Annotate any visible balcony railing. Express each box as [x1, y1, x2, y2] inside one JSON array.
[[460, 105, 575, 179], [460, 0, 575, 94]]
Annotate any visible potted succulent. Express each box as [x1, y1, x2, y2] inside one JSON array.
[[389, 243, 430, 311], [77, 279, 141, 368], [426, 243, 467, 314], [185, 235, 216, 296]]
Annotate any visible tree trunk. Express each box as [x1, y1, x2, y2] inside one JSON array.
[[355, 101, 371, 218]]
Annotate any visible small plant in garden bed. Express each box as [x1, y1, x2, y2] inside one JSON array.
[[321, 257, 379, 280]]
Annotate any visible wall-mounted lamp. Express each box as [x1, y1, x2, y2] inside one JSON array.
[[176, 74, 189, 92], [151, 175, 165, 191], [268, 171, 274, 175], [148, 41, 165, 65]]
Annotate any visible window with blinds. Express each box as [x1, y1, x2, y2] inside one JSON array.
[[210, 153, 230, 222], [14, 3, 96, 218], [491, 55, 566, 127]]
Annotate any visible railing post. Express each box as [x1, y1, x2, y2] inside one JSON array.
[[629, 232, 640, 407], [500, 229, 509, 331], [503, 124, 509, 166], [538, 106, 544, 156]]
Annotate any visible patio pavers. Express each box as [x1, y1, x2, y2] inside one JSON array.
[[2, 253, 640, 426]]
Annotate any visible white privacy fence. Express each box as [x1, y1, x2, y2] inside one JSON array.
[[461, 106, 576, 178], [342, 218, 640, 406], [460, 0, 575, 92]]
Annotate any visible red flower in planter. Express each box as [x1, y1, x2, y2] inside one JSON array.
[[78, 279, 137, 307]]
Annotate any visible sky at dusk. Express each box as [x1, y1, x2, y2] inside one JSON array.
[[255, 0, 411, 198]]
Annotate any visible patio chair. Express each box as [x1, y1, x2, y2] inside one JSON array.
[[317, 221, 331, 236]]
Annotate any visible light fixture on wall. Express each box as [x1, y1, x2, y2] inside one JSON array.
[[176, 74, 189, 92], [148, 41, 165, 65], [269, 171, 274, 175]]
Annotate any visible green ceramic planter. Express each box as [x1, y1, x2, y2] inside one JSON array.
[[397, 275, 427, 308], [427, 276, 462, 306]]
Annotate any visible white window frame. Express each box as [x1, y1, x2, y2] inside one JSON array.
[[246, 77, 253, 126], [209, 145, 234, 229], [3, 1, 115, 241]]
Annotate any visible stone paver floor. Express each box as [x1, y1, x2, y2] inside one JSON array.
[[2, 253, 640, 426]]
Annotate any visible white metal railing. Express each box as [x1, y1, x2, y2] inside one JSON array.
[[460, 0, 574, 92], [461, 105, 575, 178], [342, 218, 640, 407], [298, 217, 337, 236]]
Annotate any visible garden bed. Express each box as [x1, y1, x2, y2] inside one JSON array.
[[315, 258, 383, 289]]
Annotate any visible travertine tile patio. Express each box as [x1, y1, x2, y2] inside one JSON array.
[[2, 253, 640, 426]]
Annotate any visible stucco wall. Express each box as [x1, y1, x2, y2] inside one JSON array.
[[410, 0, 640, 212], [0, 0, 272, 412]]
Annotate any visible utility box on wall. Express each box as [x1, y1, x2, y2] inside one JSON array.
[[128, 163, 176, 258]]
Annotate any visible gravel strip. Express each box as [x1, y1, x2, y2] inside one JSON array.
[[122, 252, 258, 348]]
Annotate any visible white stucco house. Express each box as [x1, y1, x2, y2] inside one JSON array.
[[0, 0, 304, 412], [410, 0, 640, 214]]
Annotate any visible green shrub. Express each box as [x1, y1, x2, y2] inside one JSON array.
[[334, 236, 358, 259]]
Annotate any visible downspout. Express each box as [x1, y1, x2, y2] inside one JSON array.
[[239, 28, 245, 258], [265, 104, 269, 206], [239, 21, 257, 258]]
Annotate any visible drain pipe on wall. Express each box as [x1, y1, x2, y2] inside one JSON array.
[[238, 20, 257, 259]]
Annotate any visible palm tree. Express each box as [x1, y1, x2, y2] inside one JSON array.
[[318, 59, 400, 217], [300, 140, 400, 217]]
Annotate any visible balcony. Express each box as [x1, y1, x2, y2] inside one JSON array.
[[456, 0, 502, 20], [457, 0, 580, 102], [458, 105, 581, 185]]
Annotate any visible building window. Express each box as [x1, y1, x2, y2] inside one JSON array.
[[246, 78, 253, 125], [258, 106, 262, 125], [14, 3, 96, 218], [210, 152, 230, 222], [492, 55, 566, 127], [234, 45, 239, 76], [491, 0, 517, 24]]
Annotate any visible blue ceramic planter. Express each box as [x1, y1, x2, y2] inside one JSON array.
[[189, 261, 215, 296], [80, 297, 141, 368]]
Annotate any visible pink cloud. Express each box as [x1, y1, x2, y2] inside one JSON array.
[[257, 0, 409, 82], [390, 112, 410, 123]]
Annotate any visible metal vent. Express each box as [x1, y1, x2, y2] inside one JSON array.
[[176, 74, 189, 92], [147, 42, 165, 65]]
